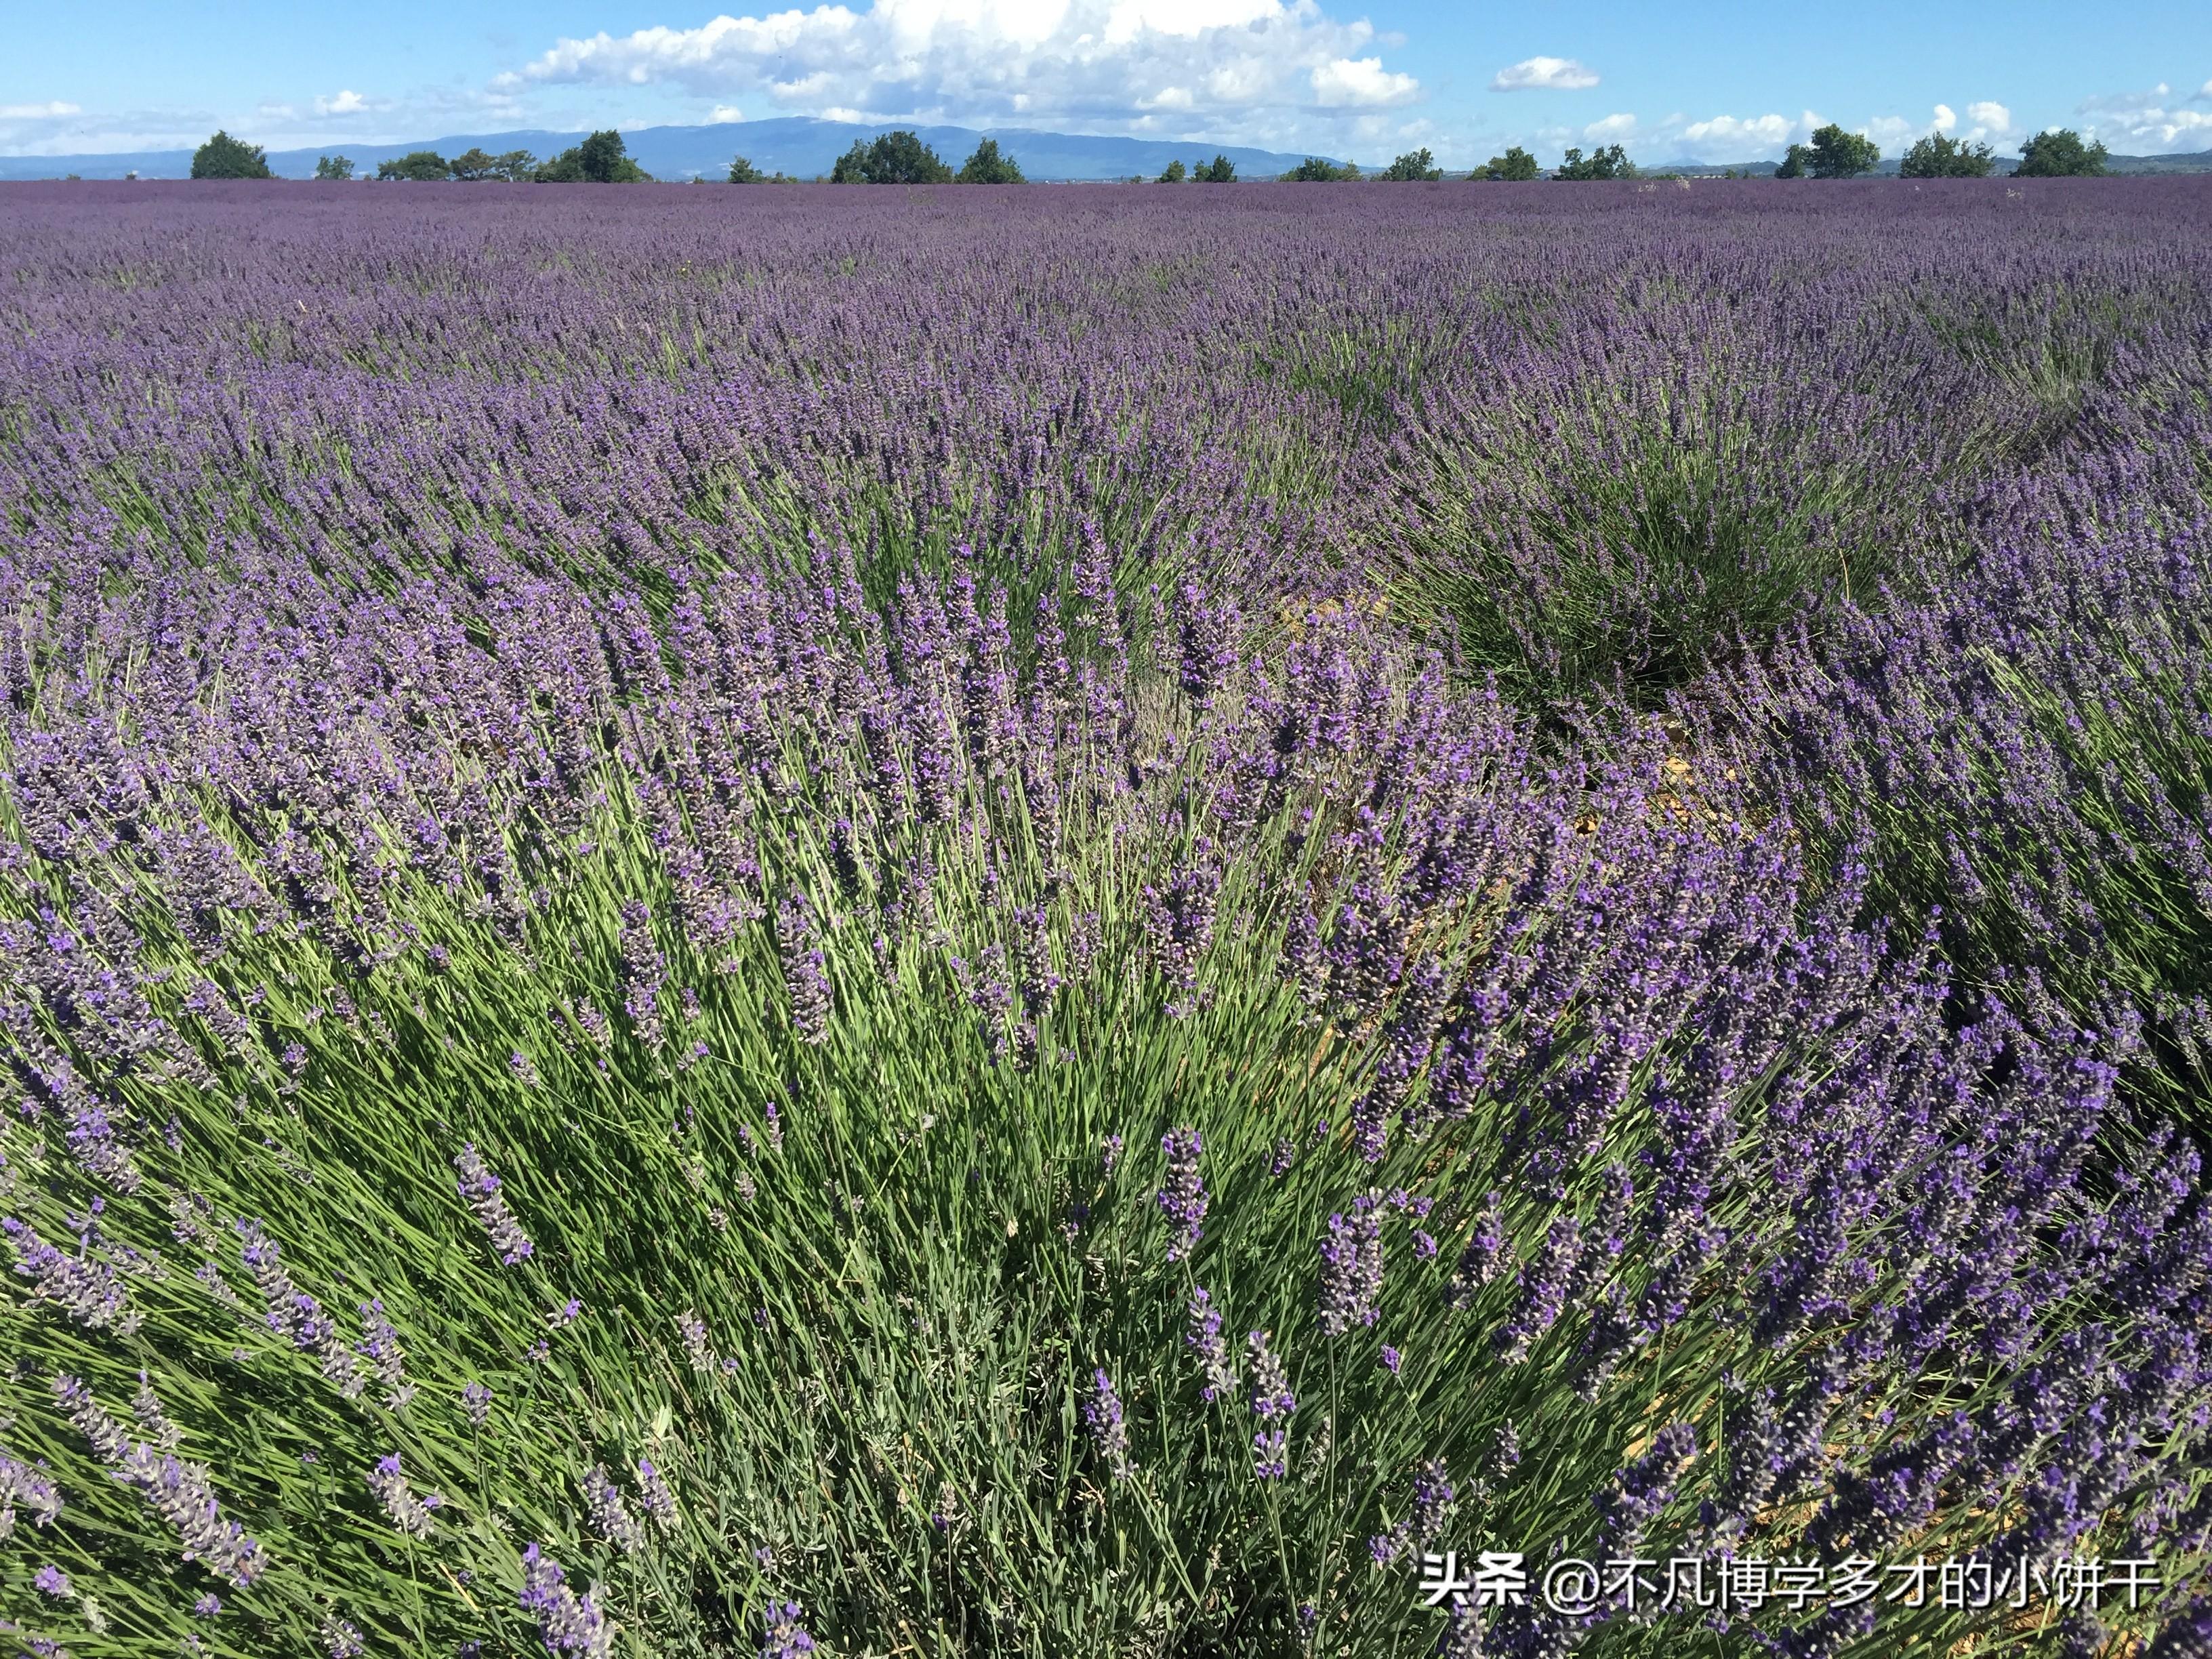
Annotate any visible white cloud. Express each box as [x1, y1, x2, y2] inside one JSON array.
[[501, 0, 1418, 138], [709, 103, 745, 121], [0, 101, 81, 121], [1582, 111, 1635, 142], [1966, 100, 2011, 133], [1675, 111, 1797, 155], [1490, 56, 1598, 93], [1864, 115, 1914, 149], [314, 89, 373, 117], [2075, 84, 2212, 152], [1310, 56, 1416, 108], [1932, 103, 1956, 132], [2198, 79, 2212, 101]]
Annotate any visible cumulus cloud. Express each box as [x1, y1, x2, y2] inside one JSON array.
[[1864, 114, 1914, 149], [2076, 83, 2212, 151], [1309, 56, 1416, 108], [313, 89, 375, 117], [1672, 110, 1803, 157], [0, 101, 81, 121], [1490, 56, 1598, 92], [501, 0, 1420, 137], [709, 104, 745, 121], [1932, 103, 1956, 132], [1582, 111, 1635, 142]]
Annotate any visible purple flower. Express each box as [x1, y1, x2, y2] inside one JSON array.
[[519, 1542, 613, 1656], [367, 1452, 441, 1539], [33, 1563, 68, 1597], [1082, 1368, 1132, 1480], [452, 1145, 534, 1265], [760, 1599, 817, 1659], [1155, 1127, 1207, 1261], [585, 1463, 646, 1553], [1319, 1193, 1384, 1336], [636, 1458, 676, 1526], [1246, 1329, 1296, 1480], [55, 1374, 264, 1586], [462, 1380, 493, 1427], [5, 1216, 139, 1334], [776, 893, 832, 1045], [1186, 1286, 1239, 1402]]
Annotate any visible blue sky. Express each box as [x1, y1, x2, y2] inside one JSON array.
[[5, 0, 2209, 165]]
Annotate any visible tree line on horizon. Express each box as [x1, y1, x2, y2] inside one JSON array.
[[188, 120, 2122, 186]]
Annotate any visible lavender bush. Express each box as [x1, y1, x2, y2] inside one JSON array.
[[0, 178, 2205, 1658]]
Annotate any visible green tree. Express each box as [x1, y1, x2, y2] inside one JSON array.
[[1554, 144, 1635, 181], [190, 131, 274, 180], [377, 150, 453, 182], [492, 150, 537, 182], [1804, 123, 1880, 178], [956, 138, 1024, 183], [1776, 144, 1811, 178], [1195, 154, 1237, 183], [1479, 146, 1539, 181], [831, 131, 954, 184], [536, 131, 651, 183], [1380, 147, 1441, 181], [728, 155, 764, 183], [2013, 128, 2110, 178], [449, 148, 502, 182], [1156, 159, 1187, 182], [312, 155, 355, 182], [1899, 134, 1994, 178], [1281, 156, 1358, 181]]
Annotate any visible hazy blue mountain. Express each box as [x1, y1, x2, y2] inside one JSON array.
[[0, 119, 1349, 182], [7, 121, 2204, 183]]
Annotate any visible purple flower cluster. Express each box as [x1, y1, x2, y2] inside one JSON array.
[[1155, 1128, 1206, 1262], [451, 1144, 534, 1265], [1082, 1369, 1133, 1481], [518, 1543, 613, 1657], [1317, 1192, 1383, 1338], [1246, 1330, 1296, 1481], [55, 1374, 265, 1587], [366, 1453, 441, 1540]]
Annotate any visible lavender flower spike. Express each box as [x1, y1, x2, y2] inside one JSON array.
[[367, 1453, 441, 1539], [1083, 1368, 1134, 1480], [1186, 1286, 1240, 1402], [1318, 1193, 1384, 1337], [1156, 1127, 1207, 1261], [0, 1448, 64, 1536], [760, 1600, 818, 1659], [584, 1463, 646, 1553], [453, 1143, 535, 1265], [519, 1542, 615, 1657], [55, 1374, 266, 1587]]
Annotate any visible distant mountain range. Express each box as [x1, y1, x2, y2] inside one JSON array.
[[3, 119, 2207, 183], [0, 119, 1349, 183]]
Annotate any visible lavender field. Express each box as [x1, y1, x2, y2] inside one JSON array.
[[1, 178, 2209, 1658]]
